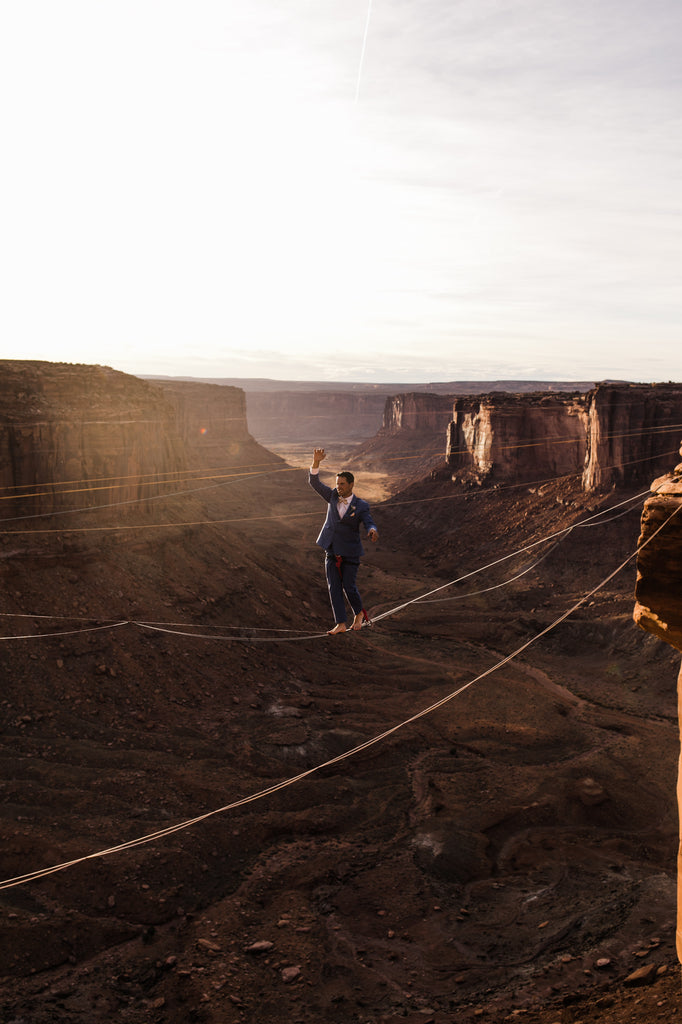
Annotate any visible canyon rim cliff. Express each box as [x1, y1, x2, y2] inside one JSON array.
[[2, 360, 682, 1024]]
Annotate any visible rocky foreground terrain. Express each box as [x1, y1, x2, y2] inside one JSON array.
[[1, 364, 682, 1023]]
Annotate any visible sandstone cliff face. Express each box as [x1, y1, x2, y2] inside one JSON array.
[[0, 361, 186, 518], [633, 447, 682, 651], [155, 379, 260, 470], [0, 362, 263, 520], [446, 384, 682, 493], [583, 383, 682, 491], [381, 392, 454, 434], [241, 382, 593, 447], [447, 392, 588, 486], [633, 446, 682, 962]]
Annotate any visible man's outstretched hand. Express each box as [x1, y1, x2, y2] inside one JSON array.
[[312, 447, 327, 469]]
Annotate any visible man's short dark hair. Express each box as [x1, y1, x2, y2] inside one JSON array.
[[337, 470, 354, 485]]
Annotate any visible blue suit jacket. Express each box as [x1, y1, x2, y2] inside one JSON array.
[[309, 471, 378, 558]]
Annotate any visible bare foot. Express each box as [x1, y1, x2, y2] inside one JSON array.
[[351, 613, 364, 631], [327, 623, 347, 635]]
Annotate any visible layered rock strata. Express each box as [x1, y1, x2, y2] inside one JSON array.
[[447, 383, 682, 493], [634, 444, 682, 960], [237, 380, 594, 447], [381, 392, 454, 434], [0, 361, 186, 519], [583, 383, 682, 491], [447, 392, 588, 486], [0, 362, 265, 521], [155, 379, 264, 470]]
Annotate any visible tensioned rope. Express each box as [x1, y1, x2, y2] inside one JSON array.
[[0, 466, 287, 524], [0, 408, 678, 534], [369, 449, 678, 515], [415, 535, 569, 605], [0, 449, 670, 538], [0, 498, 678, 892], [0, 456, 287, 497], [0, 620, 324, 643], [0, 470, 280, 505], [0, 622, 128, 642], [370, 489, 649, 624], [369, 423, 682, 469], [0, 489, 648, 642], [134, 494, 647, 640], [133, 621, 330, 643], [416, 492, 647, 605], [132, 537, 570, 642], [2, 419, 680, 504]]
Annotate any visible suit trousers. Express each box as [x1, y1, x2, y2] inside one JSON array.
[[325, 552, 363, 624]]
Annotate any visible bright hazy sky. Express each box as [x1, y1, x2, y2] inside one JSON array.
[[1, 1, 680, 383]]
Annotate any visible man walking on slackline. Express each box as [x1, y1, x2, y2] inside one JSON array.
[[309, 447, 379, 634]]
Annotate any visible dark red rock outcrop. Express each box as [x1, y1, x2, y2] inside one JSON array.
[[634, 449, 682, 651], [633, 444, 682, 961], [0, 361, 186, 518], [0, 362, 272, 521], [155, 379, 273, 470], [583, 383, 682, 491], [381, 392, 454, 434], [446, 384, 682, 493], [447, 391, 588, 486]]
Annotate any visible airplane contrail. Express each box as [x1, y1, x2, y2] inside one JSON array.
[[355, 0, 373, 103]]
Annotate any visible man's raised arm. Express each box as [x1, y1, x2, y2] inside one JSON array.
[[310, 447, 326, 473]]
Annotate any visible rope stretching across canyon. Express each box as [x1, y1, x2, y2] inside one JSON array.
[[0, 495, 678, 892], [0, 489, 648, 642]]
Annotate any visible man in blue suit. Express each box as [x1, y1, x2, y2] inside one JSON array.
[[309, 447, 379, 634]]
